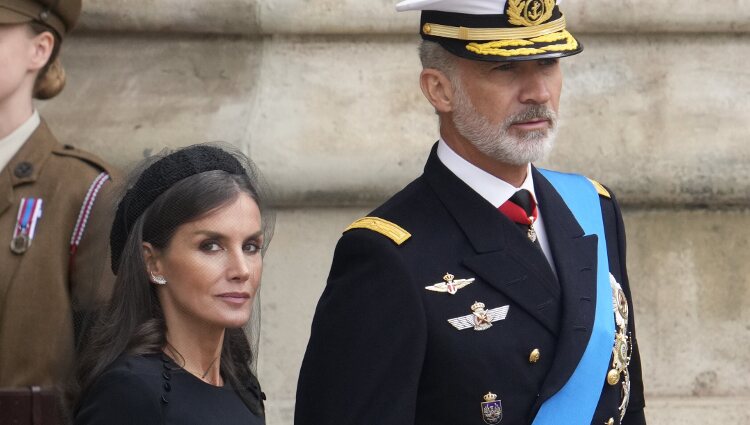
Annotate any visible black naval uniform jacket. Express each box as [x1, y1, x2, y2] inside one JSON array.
[[295, 146, 646, 425]]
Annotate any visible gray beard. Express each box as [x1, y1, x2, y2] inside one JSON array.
[[451, 81, 558, 166]]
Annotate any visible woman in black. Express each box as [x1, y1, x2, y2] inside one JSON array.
[[73, 145, 274, 424]]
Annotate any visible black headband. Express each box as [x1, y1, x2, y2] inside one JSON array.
[[109, 145, 245, 274]]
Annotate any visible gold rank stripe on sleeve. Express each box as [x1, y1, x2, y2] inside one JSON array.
[[344, 217, 411, 245], [587, 178, 611, 199]]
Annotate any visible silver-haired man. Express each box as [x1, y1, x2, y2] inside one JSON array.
[[296, 1, 645, 424]]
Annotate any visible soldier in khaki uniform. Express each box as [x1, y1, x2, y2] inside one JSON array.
[[0, 0, 117, 421]]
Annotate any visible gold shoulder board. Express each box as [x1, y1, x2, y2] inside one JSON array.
[[587, 178, 611, 199], [344, 217, 411, 245]]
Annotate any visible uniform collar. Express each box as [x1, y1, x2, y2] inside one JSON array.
[[436, 138, 536, 208], [8, 119, 57, 185], [0, 111, 41, 173], [0, 118, 58, 216]]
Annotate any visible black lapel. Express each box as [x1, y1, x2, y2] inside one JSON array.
[[422, 145, 560, 335], [531, 167, 599, 407]]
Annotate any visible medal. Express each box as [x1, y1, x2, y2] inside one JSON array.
[[608, 273, 632, 420], [619, 369, 631, 422], [10, 198, 43, 255], [10, 234, 30, 255], [527, 219, 538, 242]]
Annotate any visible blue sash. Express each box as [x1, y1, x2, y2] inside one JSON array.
[[533, 169, 615, 425]]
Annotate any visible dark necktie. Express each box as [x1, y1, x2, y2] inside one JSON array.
[[499, 189, 543, 251]]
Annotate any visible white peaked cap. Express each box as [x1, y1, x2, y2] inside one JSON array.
[[396, 0, 506, 14], [396, 0, 580, 62], [395, 0, 565, 14]]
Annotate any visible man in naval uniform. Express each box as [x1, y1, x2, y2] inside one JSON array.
[[296, 1, 645, 425]]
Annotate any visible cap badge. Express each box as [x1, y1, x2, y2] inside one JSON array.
[[508, 0, 555, 27], [10, 198, 43, 255], [481, 392, 503, 424], [425, 272, 475, 295], [447, 302, 509, 331]]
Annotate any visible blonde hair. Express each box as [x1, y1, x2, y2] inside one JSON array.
[[28, 22, 66, 100], [34, 57, 66, 99]]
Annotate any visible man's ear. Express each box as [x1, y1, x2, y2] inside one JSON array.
[[28, 31, 55, 72], [419, 68, 456, 114]]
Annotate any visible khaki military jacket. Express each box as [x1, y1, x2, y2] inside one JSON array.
[[0, 120, 117, 388]]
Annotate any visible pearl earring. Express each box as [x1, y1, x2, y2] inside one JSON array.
[[150, 271, 167, 285]]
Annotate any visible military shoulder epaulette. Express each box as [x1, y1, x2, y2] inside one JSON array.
[[587, 178, 611, 199], [52, 144, 114, 176], [344, 217, 411, 245]]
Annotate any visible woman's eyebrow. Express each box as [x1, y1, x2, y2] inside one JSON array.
[[191, 230, 224, 238], [246, 230, 263, 240], [191, 229, 263, 239]]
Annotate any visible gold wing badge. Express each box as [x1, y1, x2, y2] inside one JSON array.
[[425, 273, 475, 295], [447, 302, 510, 331]]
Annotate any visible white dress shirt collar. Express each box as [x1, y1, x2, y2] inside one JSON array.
[[0, 111, 41, 172], [436, 138, 536, 208]]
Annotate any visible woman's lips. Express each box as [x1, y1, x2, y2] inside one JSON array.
[[216, 292, 250, 305]]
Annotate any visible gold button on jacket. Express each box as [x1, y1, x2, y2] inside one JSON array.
[[529, 348, 541, 363]]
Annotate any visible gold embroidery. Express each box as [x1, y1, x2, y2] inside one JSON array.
[[469, 39, 535, 49], [467, 46, 547, 57], [507, 0, 555, 27], [529, 30, 569, 43], [344, 217, 411, 245], [465, 30, 577, 57], [536, 37, 578, 52]]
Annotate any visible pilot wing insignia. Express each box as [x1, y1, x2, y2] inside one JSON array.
[[448, 302, 510, 331], [425, 272, 475, 295]]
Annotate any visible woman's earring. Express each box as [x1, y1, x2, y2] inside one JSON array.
[[150, 272, 167, 285]]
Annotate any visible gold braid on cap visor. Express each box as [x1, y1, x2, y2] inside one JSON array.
[[468, 29, 578, 57], [422, 16, 579, 57]]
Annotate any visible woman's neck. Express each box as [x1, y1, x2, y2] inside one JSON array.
[[164, 321, 225, 386], [0, 84, 35, 140]]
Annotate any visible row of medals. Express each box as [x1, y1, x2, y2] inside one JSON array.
[[609, 285, 632, 422]]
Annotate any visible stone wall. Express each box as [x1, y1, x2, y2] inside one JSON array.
[[37, 1, 750, 423]]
